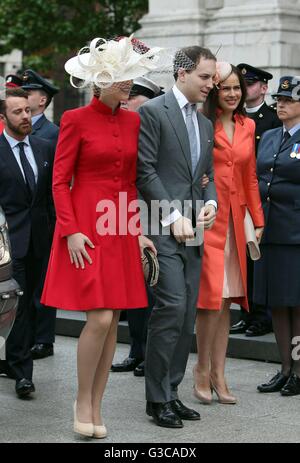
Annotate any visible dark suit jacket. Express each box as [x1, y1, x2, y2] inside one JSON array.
[[32, 114, 59, 145], [257, 126, 300, 244], [0, 134, 55, 259], [247, 102, 282, 154]]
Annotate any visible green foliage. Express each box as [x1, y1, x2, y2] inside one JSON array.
[[0, 0, 148, 74]]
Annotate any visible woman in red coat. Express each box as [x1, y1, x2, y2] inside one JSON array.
[[41, 36, 164, 438], [193, 63, 264, 404]]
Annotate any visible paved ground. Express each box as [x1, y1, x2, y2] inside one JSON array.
[[0, 336, 299, 444]]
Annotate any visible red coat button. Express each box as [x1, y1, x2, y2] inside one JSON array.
[[227, 161, 233, 167], [114, 176, 119, 182], [113, 132, 119, 137], [113, 192, 118, 198], [115, 161, 121, 167]]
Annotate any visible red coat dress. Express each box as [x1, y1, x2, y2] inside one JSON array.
[[197, 114, 264, 310], [41, 97, 148, 311]]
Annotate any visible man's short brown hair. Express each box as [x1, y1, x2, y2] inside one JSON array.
[[0, 88, 29, 115], [173, 46, 216, 81]]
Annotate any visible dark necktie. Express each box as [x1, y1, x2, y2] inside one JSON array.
[[280, 131, 291, 148], [17, 142, 36, 199]]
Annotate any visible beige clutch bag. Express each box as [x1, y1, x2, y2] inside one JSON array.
[[244, 208, 261, 261]]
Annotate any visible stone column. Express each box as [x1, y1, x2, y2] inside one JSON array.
[[138, 0, 207, 47]]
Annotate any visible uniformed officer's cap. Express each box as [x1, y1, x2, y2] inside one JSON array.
[[272, 76, 300, 101], [237, 63, 273, 84], [22, 69, 59, 97], [5, 74, 23, 88], [130, 77, 164, 100]]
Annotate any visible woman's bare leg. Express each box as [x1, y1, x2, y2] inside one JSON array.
[[76, 309, 114, 423], [210, 299, 232, 393], [91, 310, 121, 425], [194, 309, 222, 394]]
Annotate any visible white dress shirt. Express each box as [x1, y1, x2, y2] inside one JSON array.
[[245, 102, 265, 114], [161, 85, 217, 227], [3, 130, 38, 183]]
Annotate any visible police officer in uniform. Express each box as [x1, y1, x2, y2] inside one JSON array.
[[255, 76, 300, 395], [22, 70, 59, 359], [230, 63, 282, 337], [22, 69, 59, 143]]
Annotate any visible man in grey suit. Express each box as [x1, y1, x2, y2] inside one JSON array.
[[137, 46, 218, 428]]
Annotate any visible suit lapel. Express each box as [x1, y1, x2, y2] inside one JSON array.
[[193, 111, 210, 179], [0, 134, 29, 196], [164, 91, 193, 178], [272, 127, 284, 154], [283, 128, 300, 151]]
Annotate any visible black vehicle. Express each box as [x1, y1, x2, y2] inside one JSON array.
[[0, 206, 23, 345]]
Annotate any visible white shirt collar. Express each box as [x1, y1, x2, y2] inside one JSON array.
[[172, 84, 190, 110], [3, 130, 30, 149], [283, 122, 300, 137], [245, 102, 265, 114]]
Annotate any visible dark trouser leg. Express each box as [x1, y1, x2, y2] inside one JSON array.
[[169, 246, 202, 400], [33, 253, 56, 345], [127, 287, 154, 360], [145, 251, 188, 403], [6, 246, 43, 380]]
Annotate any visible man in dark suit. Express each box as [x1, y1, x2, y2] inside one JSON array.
[[230, 63, 282, 337], [137, 46, 217, 428], [0, 88, 55, 398], [22, 70, 59, 359]]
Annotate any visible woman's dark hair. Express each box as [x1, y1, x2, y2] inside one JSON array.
[[203, 65, 247, 128]]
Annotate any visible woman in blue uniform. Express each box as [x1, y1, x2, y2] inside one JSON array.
[[254, 76, 300, 396]]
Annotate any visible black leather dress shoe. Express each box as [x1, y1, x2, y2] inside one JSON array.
[[146, 401, 183, 428], [170, 399, 200, 421], [111, 357, 143, 372], [133, 361, 145, 377], [245, 322, 273, 337], [280, 373, 300, 396], [15, 379, 35, 398], [257, 371, 289, 393], [230, 320, 249, 334], [31, 344, 54, 360]]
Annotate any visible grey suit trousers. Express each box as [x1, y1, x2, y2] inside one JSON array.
[[145, 242, 202, 403]]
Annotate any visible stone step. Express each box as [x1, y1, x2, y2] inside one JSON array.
[[55, 307, 279, 364]]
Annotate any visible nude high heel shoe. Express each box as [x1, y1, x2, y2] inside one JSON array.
[[73, 401, 94, 437], [210, 379, 237, 405], [192, 366, 212, 404], [93, 424, 108, 439]]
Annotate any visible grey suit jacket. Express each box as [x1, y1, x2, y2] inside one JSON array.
[[137, 89, 217, 247]]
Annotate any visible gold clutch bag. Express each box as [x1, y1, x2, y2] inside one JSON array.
[[142, 248, 159, 287], [244, 208, 261, 261]]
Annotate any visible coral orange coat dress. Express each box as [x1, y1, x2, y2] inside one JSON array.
[[41, 97, 148, 311], [197, 115, 264, 310]]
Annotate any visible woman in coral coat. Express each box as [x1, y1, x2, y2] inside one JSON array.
[[41, 36, 163, 438], [193, 63, 264, 404]]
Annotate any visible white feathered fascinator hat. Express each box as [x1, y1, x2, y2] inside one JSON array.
[[65, 34, 166, 89]]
